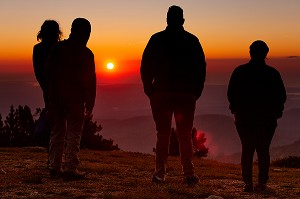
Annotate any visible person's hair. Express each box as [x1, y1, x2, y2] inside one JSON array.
[[167, 5, 184, 26], [71, 18, 91, 36], [70, 18, 91, 44], [250, 40, 269, 60], [37, 20, 62, 42]]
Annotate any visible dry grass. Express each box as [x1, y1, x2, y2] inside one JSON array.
[[0, 147, 300, 199]]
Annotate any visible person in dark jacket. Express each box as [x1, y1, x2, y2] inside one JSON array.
[[227, 40, 286, 192], [141, 5, 206, 185], [46, 18, 96, 180], [33, 20, 62, 110]]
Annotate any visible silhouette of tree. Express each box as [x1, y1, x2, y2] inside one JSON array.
[[192, 128, 208, 158], [0, 113, 10, 147], [2, 105, 35, 147], [81, 112, 119, 151], [0, 105, 119, 150]]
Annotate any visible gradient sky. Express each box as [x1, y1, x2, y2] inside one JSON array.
[[0, 0, 299, 77]]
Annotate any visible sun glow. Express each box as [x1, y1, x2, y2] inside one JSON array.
[[106, 62, 114, 70]]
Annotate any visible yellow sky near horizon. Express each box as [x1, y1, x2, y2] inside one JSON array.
[[0, 0, 300, 74]]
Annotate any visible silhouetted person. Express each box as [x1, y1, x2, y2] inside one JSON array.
[[33, 20, 62, 152], [45, 18, 96, 180], [33, 20, 62, 110], [141, 5, 206, 185], [227, 40, 286, 192]]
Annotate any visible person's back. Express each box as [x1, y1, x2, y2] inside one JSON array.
[[143, 28, 205, 93], [46, 39, 95, 104], [46, 18, 96, 180], [228, 42, 286, 121], [228, 61, 286, 120], [227, 40, 286, 192], [141, 5, 206, 185]]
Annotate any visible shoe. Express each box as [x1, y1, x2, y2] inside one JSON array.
[[63, 169, 86, 181], [254, 183, 267, 192], [49, 169, 64, 179], [152, 174, 165, 184], [184, 175, 199, 186], [243, 182, 253, 192]]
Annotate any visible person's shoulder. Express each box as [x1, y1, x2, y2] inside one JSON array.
[[265, 64, 281, 75], [236, 63, 248, 70], [184, 30, 199, 41], [151, 30, 165, 39], [83, 46, 94, 58], [232, 63, 249, 74], [33, 42, 42, 49], [33, 42, 47, 51]]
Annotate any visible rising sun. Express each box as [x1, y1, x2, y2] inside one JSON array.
[[106, 62, 114, 70]]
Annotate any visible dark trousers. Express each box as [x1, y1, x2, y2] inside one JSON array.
[[48, 101, 85, 171], [235, 119, 277, 184], [150, 91, 196, 178]]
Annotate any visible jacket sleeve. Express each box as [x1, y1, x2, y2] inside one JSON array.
[[227, 68, 238, 114], [274, 70, 287, 118], [194, 39, 206, 100], [140, 35, 157, 98], [33, 45, 47, 90], [85, 52, 96, 113]]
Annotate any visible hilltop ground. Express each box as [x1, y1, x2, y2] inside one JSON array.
[[0, 147, 299, 199]]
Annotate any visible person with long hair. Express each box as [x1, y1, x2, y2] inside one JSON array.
[[33, 20, 62, 110]]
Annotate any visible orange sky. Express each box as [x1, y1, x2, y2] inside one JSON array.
[[0, 1, 299, 77]]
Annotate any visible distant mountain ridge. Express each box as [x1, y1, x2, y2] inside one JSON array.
[[98, 112, 300, 163], [217, 139, 300, 164]]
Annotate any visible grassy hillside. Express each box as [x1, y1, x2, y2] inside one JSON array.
[[0, 147, 299, 198]]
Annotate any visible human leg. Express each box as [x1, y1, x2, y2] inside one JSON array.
[[236, 124, 256, 186], [48, 102, 66, 172], [174, 93, 196, 177], [255, 120, 276, 184], [64, 103, 85, 172], [150, 92, 173, 179]]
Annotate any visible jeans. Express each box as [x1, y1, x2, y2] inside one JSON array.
[[235, 118, 277, 184], [150, 91, 196, 178], [48, 101, 85, 171]]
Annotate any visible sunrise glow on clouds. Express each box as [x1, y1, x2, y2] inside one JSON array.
[[0, 0, 299, 77]]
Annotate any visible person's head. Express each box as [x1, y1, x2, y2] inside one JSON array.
[[167, 5, 185, 27], [250, 40, 269, 60], [69, 18, 91, 45], [37, 20, 62, 43]]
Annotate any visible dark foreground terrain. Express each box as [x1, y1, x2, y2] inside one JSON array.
[[0, 147, 299, 198]]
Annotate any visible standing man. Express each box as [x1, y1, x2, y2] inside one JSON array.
[[141, 5, 206, 185], [227, 40, 286, 192], [46, 18, 96, 180]]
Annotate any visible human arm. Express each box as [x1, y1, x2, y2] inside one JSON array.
[[227, 68, 238, 114], [85, 52, 96, 114], [273, 70, 287, 119], [194, 39, 206, 100], [140, 36, 157, 98]]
